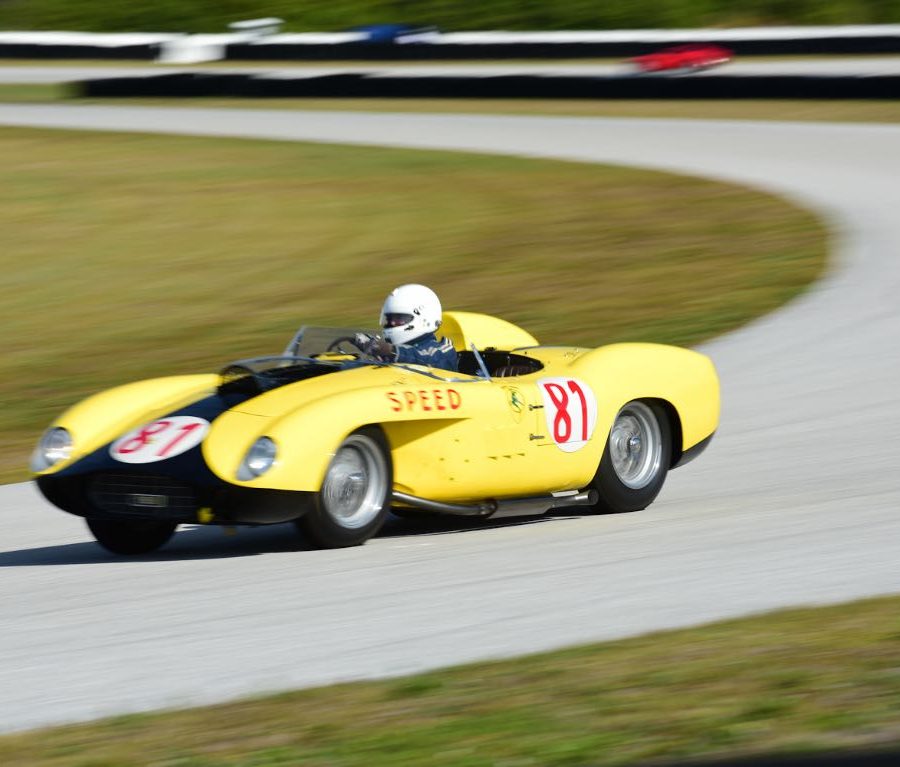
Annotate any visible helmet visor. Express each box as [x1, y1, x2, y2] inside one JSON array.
[[382, 312, 414, 329]]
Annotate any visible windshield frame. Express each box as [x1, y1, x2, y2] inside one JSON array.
[[282, 325, 378, 358], [273, 325, 486, 384]]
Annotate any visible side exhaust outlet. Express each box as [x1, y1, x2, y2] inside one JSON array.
[[391, 490, 597, 519]]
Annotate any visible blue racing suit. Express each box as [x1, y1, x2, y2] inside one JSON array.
[[393, 333, 458, 373]]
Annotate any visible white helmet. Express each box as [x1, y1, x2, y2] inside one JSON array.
[[379, 284, 442, 346]]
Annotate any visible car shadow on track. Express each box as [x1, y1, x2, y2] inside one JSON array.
[[0, 509, 589, 567], [0, 524, 296, 566], [379, 509, 586, 538]]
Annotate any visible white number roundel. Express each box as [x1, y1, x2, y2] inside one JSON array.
[[110, 416, 210, 464], [537, 377, 598, 452]]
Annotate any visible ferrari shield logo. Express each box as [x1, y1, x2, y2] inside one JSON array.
[[503, 386, 526, 423]]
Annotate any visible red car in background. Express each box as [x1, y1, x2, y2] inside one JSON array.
[[630, 44, 732, 73]]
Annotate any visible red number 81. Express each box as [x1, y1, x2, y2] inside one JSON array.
[[542, 380, 589, 444], [116, 420, 172, 455]]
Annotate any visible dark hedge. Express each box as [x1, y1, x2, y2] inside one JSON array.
[[1, 0, 900, 33]]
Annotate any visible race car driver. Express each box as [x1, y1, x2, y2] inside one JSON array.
[[355, 284, 458, 372]]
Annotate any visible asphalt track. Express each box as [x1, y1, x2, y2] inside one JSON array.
[[0, 105, 898, 732]]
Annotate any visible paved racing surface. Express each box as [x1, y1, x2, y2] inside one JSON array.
[[0, 105, 898, 732]]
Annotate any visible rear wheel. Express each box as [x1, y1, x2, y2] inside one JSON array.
[[86, 518, 177, 555], [590, 400, 671, 513], [297, 428, 392, 548]]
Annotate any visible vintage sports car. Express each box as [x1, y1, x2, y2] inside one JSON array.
[[31, 312, 719, 554], [630, 44, 732, 73]]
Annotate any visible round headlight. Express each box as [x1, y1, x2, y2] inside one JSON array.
[[238, 436, 277, 480], [31, 427, 73, 472]]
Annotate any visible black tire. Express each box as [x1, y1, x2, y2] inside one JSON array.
[[297, 427, 392, 548], [590, 400, 671, 514], [86, 518, 177, 555]]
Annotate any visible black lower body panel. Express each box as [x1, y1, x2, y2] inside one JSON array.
[[37, 472, 310, 525], [672, 431, 715, 469]]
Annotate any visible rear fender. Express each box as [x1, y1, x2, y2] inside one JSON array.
[[569, 343, 719, 456]]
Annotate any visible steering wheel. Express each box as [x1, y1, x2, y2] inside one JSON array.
[[326, 336, 368, 355]]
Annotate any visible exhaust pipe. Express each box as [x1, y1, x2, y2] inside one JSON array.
[[489, 489, 597, 519], [391, 489, 597, 519], [391, 491, 495, 517]]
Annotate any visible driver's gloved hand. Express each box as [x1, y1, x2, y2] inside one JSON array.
[[353, 332, 374, 351], [352, 333, 394, 359], [369, 339, 395, 358]]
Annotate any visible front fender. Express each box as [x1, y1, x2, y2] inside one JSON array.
[[32, 375, 220, 476], [204, 383, 475, 491]]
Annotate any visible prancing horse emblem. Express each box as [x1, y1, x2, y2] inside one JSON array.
[[504, 386, 525, 423]]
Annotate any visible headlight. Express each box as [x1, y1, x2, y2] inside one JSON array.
[[237, 436, 277, 480], [30, 427, 73, 472]]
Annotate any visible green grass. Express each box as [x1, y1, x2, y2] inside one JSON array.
[[0, 126, 825, 482], [0, 82, 68, 101], [88, 97, 900, 123], [1, 595, 898, 766]]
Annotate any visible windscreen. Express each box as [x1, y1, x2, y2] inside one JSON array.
[[283, 326, 378, 357]]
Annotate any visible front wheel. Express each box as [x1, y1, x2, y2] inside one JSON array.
[[589, 400, 671, 513], [86, 518, 177, 555], [296, 428, 392, 548]]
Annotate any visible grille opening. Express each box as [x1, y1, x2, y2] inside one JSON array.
[[88, 473, 199, 517]]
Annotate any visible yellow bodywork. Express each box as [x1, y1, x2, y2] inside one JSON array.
[[34, 313, 719, 503], [35, 375, 219, 475], [441, 311, 538, 351]]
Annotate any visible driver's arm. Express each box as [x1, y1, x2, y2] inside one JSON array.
[[395, 339, 458, 370]]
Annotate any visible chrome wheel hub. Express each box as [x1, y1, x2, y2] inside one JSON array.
[[609, 402, 662, 490], [321, 435, 388, 529]]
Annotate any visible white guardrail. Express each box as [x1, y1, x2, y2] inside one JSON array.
[[2, 25, 900, 63]]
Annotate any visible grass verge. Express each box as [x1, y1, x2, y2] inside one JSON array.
[[0, 82, 67, 101], [0, 595, 897, 766], [146, 97, 900, 123], [0, 126, 824, 482]]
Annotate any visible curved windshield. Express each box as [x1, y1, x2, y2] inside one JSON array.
[[283, 326, 376, 357], [277, 325, 482, 384]]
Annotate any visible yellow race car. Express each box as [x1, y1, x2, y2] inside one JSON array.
[[31, 312, 719, 554]]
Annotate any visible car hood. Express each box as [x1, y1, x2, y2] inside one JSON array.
[[231, 363, 447, 417]]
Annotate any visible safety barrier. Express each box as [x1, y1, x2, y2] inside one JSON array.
[[225, 36, 900, 60], [4, 26, 900, 61], [77, 72, 900, 99], [0, 42, 157, 59]]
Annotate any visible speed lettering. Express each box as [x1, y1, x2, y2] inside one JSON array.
[[386, 388, 462, 412], [537, 377, 598, 453]]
